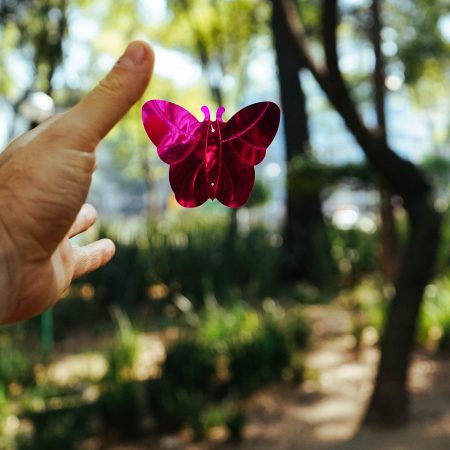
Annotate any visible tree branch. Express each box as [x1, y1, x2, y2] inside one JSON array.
[[322, 0, 340, 79], [277, 0, 328, 87], [277, 0, 430, 202], [321, 0, 377, 149], [371, 0, 386, 134]]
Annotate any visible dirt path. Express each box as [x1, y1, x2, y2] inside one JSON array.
[[108, 305, 450, 450]]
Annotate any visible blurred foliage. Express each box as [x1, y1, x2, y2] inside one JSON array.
[[336, 277, 388, 348], [104, 308, 140, 382], [19, 384, 95, 450], [148, 302, 308, 438], [0, 385, 8, 436], [385, 0, 450, 85], [97, 381, 143, 439], [161, 0, 270, 106], [246, 179, 271, 208], [3, 279, 450, 447], [417, 275, 450, 349], [338, 274, 450, 352], [0, 343, 34, 387], [19, 405, 92, 450], [0, 0, 67, 96], [329, 226, 379, 286], [288, 154, 450, 197], [288, 155, 374, 197], [51, 209, 387, 333], [72, 214, 282, 312]]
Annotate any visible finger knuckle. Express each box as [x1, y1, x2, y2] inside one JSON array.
[[78, 151, 96, 173], [98, 71, 134, 108], [98, 72, 126, 99]]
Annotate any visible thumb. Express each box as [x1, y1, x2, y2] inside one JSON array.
[[61, 40, 154, 151]]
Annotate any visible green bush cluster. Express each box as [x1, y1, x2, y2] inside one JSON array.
[[337, 275, 450, 351], [0, 385, 8, 436], [13, 313, 144, 449], [148, 304, 309, 439], [0, 344, 34, 387], [417, 276, 450, 350], [65, 214, 282, 318], [329, 226, 379, 286], [104, 307, 140, 382], [97, 381, 143, 439], [18, 404, 93, 450], [6, 305, 308, 446]]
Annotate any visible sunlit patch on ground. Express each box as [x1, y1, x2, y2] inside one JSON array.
[[134, 333, 166, 380], [43, 353, 108, 386]]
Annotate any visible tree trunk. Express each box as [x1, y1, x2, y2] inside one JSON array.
[[365, 197, 440, 424], [274, 0, 443, 424], [271, 0, 332, 284], [379, 186, 400, 283]]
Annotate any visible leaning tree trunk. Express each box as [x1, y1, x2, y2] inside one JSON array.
[[365, 197, 440, 423], [271, 0, 332, 285], [275, 0, 443, 424], [379, 186, 401, 283], [364, 0, 441, 422]]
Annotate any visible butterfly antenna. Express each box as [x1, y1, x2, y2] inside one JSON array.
[[216, 106, 225, 122], [201, 106, 210, 121]]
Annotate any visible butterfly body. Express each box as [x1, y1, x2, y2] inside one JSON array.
[[201, 108, 223, 199], [142, 100, 280, 208]]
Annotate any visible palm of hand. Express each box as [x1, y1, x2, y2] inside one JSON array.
[[0, 116, 114, 323]]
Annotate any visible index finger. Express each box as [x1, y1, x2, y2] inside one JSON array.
[[59, 41, 154, 152]]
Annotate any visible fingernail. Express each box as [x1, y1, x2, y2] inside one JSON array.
[[82, 203, 97, 221], [116, 42, 147, 68]]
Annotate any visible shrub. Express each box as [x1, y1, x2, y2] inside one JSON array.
[[285, 309, 310, 349], [159, 340, 216, 391], [335, 277, 387, 346], [439, 321, 450, 351], [328, 225, 378, 286], [148, 378, 209, 435], [229, 319, 293, 396], [0, 346, 34, 387], [148, 303, 306, 438], [105, 308, 140, 382], [19, 408, 91, 450], [0, 385, 8, 433], [97, 381, 142, 438], [69, 215, 282, 316], [417, 276, 450, 348], [83, 240, 149, 307], [224, 407, 246, 442]]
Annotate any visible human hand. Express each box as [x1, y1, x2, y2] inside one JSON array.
[[0, 41, 154, 324]]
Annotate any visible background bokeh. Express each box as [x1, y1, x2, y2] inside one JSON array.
[[0, 0, 449, 449]]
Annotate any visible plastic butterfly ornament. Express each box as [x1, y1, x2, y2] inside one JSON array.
[[142, 100, 280, 208]]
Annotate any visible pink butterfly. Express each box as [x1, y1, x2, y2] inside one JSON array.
[[141, 100, 280, 208]]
